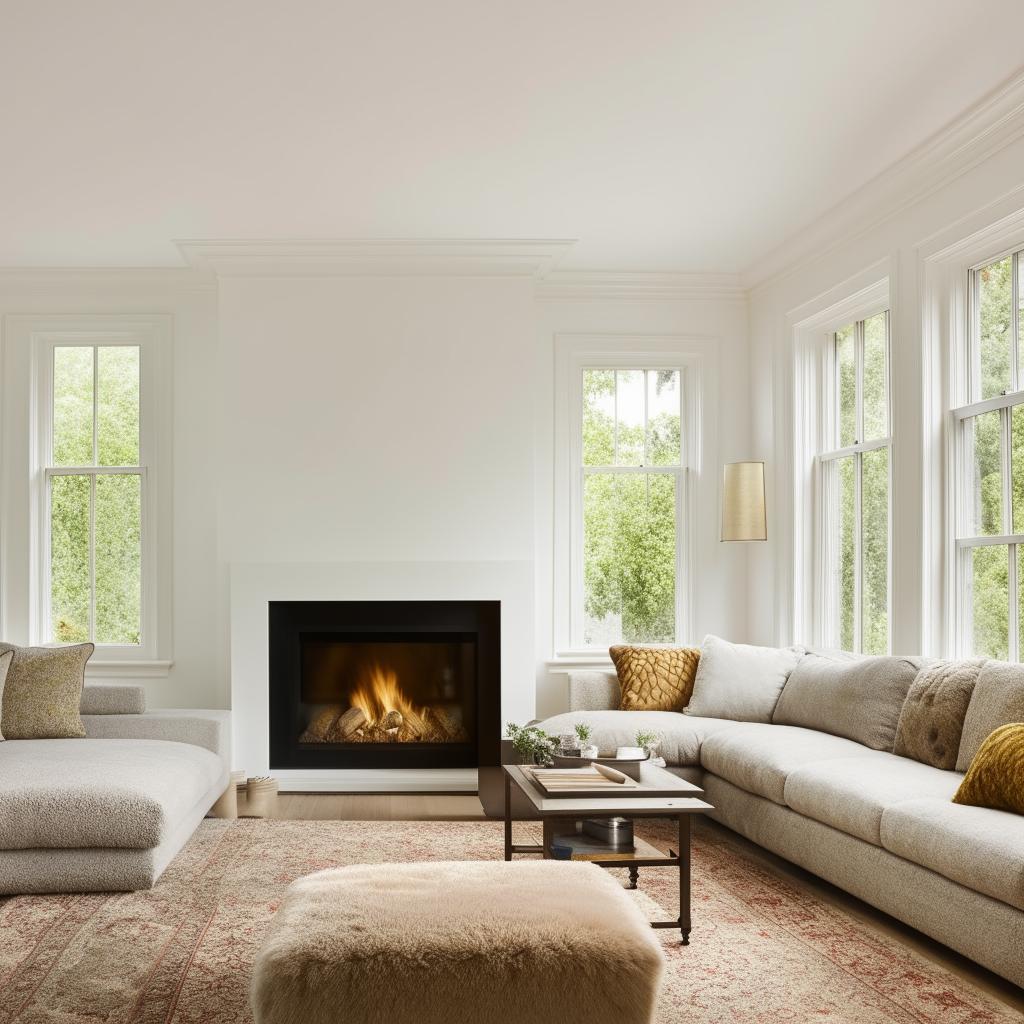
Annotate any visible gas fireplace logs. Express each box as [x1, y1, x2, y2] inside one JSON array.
[[300, 703, 468, 744]]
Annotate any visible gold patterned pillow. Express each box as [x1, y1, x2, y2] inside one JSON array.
[[611, 645, 700, 712], [0, 643, 93, 739], [953, 723, 1024, 816]]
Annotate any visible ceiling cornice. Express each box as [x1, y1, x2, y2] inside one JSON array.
[[742, 67, 1024, 293], [0, 267, 214, 293], [538, 270, 745, 302], [175, 238, 576, 278]]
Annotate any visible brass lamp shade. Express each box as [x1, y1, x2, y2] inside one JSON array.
[[721, 461, 767, 541]]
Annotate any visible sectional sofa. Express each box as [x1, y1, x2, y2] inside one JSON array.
[[0, 684, 230, 894], [536, 650, 1024, 989]]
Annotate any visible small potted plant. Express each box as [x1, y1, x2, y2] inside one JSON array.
[[635, 728, 665, 767], [574, 722, 599, 760], [505, 722, 557, 767]]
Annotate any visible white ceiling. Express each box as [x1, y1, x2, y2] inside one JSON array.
[[2, 0, 1023, 273]]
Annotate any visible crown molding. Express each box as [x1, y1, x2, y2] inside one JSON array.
[[0, 267, 214, 294], [743, 67, 1024, 292], [175, 238, 576, 278], [538, 270, 746, 302]]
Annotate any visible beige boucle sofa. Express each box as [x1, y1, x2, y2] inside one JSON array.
[[0, 684, 230, 894], [536, 655, 1024, 989]]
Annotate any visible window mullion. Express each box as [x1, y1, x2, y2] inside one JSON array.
[[1002, 407, 1013, 535], [88, 472, 96, 642], [1010, 544, 1019, 663], [613, 370, 619, 466], [855, 319, 864, 443], [1012, 252, 1020, 392], [854, 449, 863, 652]]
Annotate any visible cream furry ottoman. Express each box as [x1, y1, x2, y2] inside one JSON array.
[[251, 859, 665, 1024]]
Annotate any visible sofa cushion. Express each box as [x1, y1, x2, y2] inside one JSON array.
[[893, 659, 983, 769], [535, 710, 740, 767], [783, 754, 962, 845], [957, 659, 1024, 771], [772, 652, 922, 751], [700, 723, 883, 804], [685, 635, 804, 723], [79, 684, 147, 716], [0, 650, 12, 740], [611, 645, 700, 712], [0, 738, 225, 850], [880, 799, 1024, 912], [0, 642, 92, 739]]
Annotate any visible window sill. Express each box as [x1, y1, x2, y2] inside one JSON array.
[[85, 660, 173, 679], [546, 652, 615, 673]]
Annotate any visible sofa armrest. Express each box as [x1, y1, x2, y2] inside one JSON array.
[[82, 709, 231, 762], [568, 671, 620, 711]]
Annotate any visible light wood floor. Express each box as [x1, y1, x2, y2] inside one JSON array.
[[244, 791, 1024, 1014]]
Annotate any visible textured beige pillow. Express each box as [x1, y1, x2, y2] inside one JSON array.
[[956, 659, 1024, 772], [0, 643, 93, 739], [0, 650, 13, 741], [772, 653, 923, 751], [611, 646, 700, 712], [893, 659, 984, 769]]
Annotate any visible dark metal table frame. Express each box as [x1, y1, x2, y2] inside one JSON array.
[[502, 765, 710, 944]]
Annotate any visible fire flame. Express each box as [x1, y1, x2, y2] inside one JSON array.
[[349, 663, 423, 727]]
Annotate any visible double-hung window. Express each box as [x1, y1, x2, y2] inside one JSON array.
[[818, 311, 891, 654], [953, 248, 1024, 660], [575, 367, 686, 647], [25, 317, 170, 664]]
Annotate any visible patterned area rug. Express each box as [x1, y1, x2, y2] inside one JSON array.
[[0, 818, 1017, 1023]]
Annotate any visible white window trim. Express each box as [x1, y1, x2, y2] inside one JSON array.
[[919, 201, 1024, 659], [951, 244, 1024, 660], [4, 315, 173, 669], [552, 334, 702, 659], [816, 311, 893, 653], [789, 274, 891, 648]]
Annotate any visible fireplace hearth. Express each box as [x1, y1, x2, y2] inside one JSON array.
[[269, 601, 500, 770]]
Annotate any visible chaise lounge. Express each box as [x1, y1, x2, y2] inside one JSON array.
[[0, 684, 230, 894]]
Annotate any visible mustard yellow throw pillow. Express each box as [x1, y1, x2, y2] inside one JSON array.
[[953, 723, 1024, 816], [611, 645, 700, 712]]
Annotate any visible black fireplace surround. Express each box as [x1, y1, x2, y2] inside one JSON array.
[[269, 600, 501, 770]]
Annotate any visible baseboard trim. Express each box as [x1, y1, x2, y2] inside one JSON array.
[[270, 769, 480, 793]]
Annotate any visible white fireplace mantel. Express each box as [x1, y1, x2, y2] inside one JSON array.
[[229, 560, 533, 791]]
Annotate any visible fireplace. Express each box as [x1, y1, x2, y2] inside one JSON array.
[[268, 600, 500, 770]]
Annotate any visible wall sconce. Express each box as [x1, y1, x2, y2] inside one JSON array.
[[721, 461, 767, 542]]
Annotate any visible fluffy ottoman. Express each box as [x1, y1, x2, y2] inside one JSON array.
[[251, 859, 665, 1024]]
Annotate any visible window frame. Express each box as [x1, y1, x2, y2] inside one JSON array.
[[571, 365, 689, 649], [552, 336, 700, 660], [24, 316, 172, 666], [816, 309, 893, 654], [952, 245, 1024, 660]]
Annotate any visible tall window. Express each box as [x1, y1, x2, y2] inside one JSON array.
[[576, 368, 685, 646], [43, 343, 145, 647], [954, 248, 1024, 660], [818, 311, 891, 653]]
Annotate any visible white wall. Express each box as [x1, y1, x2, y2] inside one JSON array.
[[747, 123, 1024, 654], [0, 263, 754, 721], [0, 272, 225, 708]]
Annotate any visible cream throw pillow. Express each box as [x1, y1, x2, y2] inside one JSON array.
[[685, 635, 804, 723], [0, 642, 93, 739], [0, 650, 13, 740]]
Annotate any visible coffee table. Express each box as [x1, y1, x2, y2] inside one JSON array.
[[502, 762, 713, 944]]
